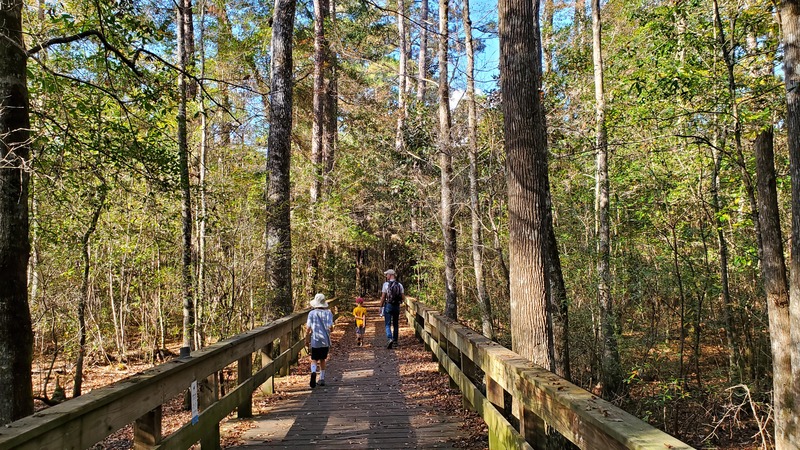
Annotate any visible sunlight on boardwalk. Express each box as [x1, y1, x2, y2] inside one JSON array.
[[226, 300, 479, 449]]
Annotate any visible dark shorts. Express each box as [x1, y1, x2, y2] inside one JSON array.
[[356, 325, 365, 335], [310, 346, 330, 361]]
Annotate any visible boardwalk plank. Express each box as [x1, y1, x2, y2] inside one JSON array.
[[226, 300, 479, 450]]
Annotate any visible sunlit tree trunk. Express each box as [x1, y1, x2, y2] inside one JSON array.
[[0, 0, 34, 425], [323, 0, 338, 175], [574, 0, 586, 40], [499, 0, 552, 366], [177, 0, 196, 354], [591, 0, 621, 398], [196, 0, 209, 348], [462, 0, 493, 338], [754, 127, 794, 448], [781, 0, 800, 444], [266, 0, 297, 317], [310, 0, 328, 203], [438, 0, 457, 320], [417, 0, 429, 102], [396, 0, 408, 152]]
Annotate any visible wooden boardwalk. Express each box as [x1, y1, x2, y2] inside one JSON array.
[[226, 300, 483, 449]]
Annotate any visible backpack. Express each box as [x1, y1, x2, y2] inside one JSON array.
[[386, 280, 403, 305]]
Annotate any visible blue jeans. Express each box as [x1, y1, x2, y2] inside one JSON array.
[[384, 303, 400, 342]]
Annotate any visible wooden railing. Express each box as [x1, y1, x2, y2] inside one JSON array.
[[0, 299, 339, 450], [404, 297, 695, 450]]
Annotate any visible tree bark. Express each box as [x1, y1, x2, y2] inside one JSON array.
[[710, 138, 741, 382], [545, 189, 571, 380], [0, 0, 34, 426], [499, 0, 552, 367], [310, 0, 328, 203], [323, 0, 338, 175], [462, 0, 493, 339], [177, 0, 196, 353], [574, 0, 586, 39], [438, 0, 457, 320], [266, 0, 297, 317], [591, 0, 621, 398], [396, 0, 409, 153], [754, 127, 795, 448], [417, 0, 429, 102], [781, 0, 800, 443], [73, 188, 106, 398], [196, 0, 209, 349]]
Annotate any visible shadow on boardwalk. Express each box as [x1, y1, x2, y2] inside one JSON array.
[[226, 299, 487, 450]]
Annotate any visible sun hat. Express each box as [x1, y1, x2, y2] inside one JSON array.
[[310, 293, 328, 308], [356, 297, 364, 304], [384, 269, 396, 276]]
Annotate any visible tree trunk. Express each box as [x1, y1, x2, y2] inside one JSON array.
[[323, 0, 338, 175], [438, 0, 457, 320], [73, 189, 106, 398], [417, 0, 429, 102], [196, 0, 209, 349], [591, 0, 621, 398], [177, 0, 196, 354], [310, 0, 328, 203], [499, 0, 552, 367], [545, 189, 571, 380], [266, 0, 297, 317], [396, 0, 409, 153], [754, 127, 794, 448], [0, 0, 34, 425], [710, 138, 742, 382], [462, 0, 493, 339], [781, 1, 800, 443], [574, 0, 586, 39]]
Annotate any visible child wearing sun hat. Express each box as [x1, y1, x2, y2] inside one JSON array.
[[305, 293, 334, 387]]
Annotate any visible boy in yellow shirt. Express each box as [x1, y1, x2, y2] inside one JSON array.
[[353, 297, 367, 346]]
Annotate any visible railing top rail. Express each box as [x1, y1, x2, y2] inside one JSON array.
[[406, 297, 694, 450], [0, 299, 339, 450]]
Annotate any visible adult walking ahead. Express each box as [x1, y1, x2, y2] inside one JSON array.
[[380, 269, 404, 349]]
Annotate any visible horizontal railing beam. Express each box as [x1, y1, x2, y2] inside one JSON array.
[[0, 300, 338, 450], [405, 298, 693, 450]]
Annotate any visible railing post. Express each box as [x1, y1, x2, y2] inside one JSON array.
[[461, 353, 477, 411], [133, 405, 162, 449], [290, 324, 302, 367], [446, 339, 461, 389], [237, 353, 253, 418], [279, 329, 292, 376], [518, 402, 547, 450], [260, 342, 275, 395], [199, 375, 221, 450]]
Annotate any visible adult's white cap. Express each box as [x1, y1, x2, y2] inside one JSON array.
[[384, 269, 396, 276]]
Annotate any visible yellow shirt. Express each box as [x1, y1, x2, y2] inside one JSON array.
[[353, 305, 367, 327]]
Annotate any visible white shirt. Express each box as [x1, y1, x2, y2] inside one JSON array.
[[306, 308, 334, 348], [382, 280, 405, 297]]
